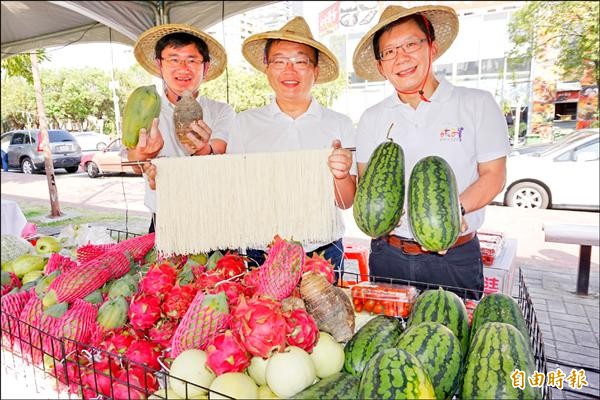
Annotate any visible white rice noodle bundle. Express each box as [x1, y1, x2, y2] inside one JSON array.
[[153, 149, 339, 255]]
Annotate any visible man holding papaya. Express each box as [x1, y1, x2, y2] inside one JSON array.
[[353, 5, 510, 299], [226, 17, 356, 278], [127, 24, 235, 233]]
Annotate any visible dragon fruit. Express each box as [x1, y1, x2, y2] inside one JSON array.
[[241, 268, 261, 296], [214, 252, 246, 279], [112, 366, 158, 400], [148, 318, 178, 349], [284, 308, 319, 353], [195, 271, 225, 292], [162, 283, 197, 320], [303, 253, 335, 284], [1, 271, 21, 296], [125, 339, 162, 371], [206, 330, 251, 375], [128, 293, 162, 331], [170, 291, 231, 358], [256, 236, 305, 301], [231, 295, 287, 358], [139, 261, 177, 297], [80, 357, 122, 398], [210, 281, 247, 308], [96, 326, 142, 355]]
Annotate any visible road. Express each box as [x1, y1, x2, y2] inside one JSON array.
[[1, 169, 598, 271]]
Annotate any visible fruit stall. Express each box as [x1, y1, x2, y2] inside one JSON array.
[[0, 227, 552, 399]]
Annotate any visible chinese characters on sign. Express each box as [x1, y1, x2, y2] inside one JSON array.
[[511, 368, 588, 390]]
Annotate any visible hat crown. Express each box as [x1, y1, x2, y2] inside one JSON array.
[[280, 17, 314, 40], [379, 5, 411, 23]]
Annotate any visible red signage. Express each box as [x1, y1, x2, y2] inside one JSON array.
[[319, 1, 339, 36]]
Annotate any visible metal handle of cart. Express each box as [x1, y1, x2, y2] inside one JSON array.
[[1, 228, 553, 399]]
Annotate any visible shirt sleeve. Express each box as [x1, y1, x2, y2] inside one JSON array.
[[475, 91, 511, 162], [209, 102, 236, 144]]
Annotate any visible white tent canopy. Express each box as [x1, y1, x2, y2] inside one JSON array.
[[1, 1, 274, 58]]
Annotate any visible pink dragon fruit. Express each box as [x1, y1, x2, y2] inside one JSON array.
[[303, 253, 335, 284], [206, 330, 251, 375], [81, 357, 123, 398], [210, 281, 247, 308], [139, 261, 177, 297], [231, 295, 287, 358], [161, 283, 197, 320], [125, 339, 162, 371], [284, 308, 319, 353], [194, 271, 225, 292], [128, 293, 162, 331], [241, 268, 261, 296], [170, 291, 231, 358], [112, 366, 158, 400], [148, 318, 178, 349], [1, 271, 22, 296], [256, 236, 305, 301], [96, 326, 142, 355], [214, 252, 246, 279]]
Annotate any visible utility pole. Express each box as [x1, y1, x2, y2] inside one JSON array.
[[30, 52, 62, 218]]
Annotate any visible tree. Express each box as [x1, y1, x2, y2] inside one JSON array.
[[508, 1, 599, 87], [1, 51, 49, 84]]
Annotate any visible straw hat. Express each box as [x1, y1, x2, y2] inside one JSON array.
[[353, 5, 459, 82], [134, 24, 227, 82], [242, 17, 339, 84]]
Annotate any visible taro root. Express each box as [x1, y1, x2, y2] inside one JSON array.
[[300, 272, 355, 342], [173, 90, 203, 148], [281, 296, 306, 313]]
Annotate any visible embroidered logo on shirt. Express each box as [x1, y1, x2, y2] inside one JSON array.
[[440, 127, 464, 142]]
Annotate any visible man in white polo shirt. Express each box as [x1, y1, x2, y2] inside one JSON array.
[[127, 24, 236, 233], [353, 5, 510, 299], [228, 17, 356, 280]]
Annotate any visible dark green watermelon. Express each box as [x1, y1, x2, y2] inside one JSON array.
[[292, 372, 359, 399], [408, 155, 461, 251], [397, 322, 463, 399], [354, 138, 405, 238], [407, 288, 470, 356], [359, 348, 436, 399], [462, 322, 541, 400], [344, 315, 403, 376], [470, 293, 529, 341]]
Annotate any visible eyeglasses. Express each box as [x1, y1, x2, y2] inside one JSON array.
[[160, 57, 204, 68], [267, 56, 314, 71], [379, 38, 428, 61]]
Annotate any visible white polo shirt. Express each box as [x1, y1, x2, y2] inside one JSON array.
[[356, 76, 510, 239], [144, 89, 236, 212], [227, 98, 357, 251]]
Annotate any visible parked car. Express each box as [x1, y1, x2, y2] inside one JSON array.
[[509, 129, 585, 156], [1, 129, 82, 174], [73, 131, 112, 151], [494, 129, 599, 210], [80, 138, 141, 178]]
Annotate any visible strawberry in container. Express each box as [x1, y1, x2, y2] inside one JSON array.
[[351, 282, 418, 318], [478, 230, 505, 266]]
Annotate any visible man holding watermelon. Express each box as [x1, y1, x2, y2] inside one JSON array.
[[126, 25, 236, 233], [226, 17, 357, 279], [353, 5, 510, 299]]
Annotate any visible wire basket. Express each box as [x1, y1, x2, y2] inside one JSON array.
[[1, 229, 552, 399]]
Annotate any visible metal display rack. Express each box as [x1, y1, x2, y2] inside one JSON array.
[[1, 229, 552, 399]]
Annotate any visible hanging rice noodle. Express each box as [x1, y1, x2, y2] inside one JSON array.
[[153, 149, 340, 255]]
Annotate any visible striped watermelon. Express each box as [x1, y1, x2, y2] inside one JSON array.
[[354, 138, 405, 238], [344, 315, 403, 376], [292, 371, 360, 399], [462, 322, 541, 399], [408, 156, 461, 251], [359, 348, 435, 399], [397, 322, 463, 400], [407, 288, 470, 356], [470, 293, 529, 341]]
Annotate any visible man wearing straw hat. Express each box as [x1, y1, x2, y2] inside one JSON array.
[[228, 17, 356, 278], [353, 5, 510, 299], [128, 24, 235, 233]]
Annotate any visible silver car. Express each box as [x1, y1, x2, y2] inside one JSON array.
[[2, 129, 82, 174]]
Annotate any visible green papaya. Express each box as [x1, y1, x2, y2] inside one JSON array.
[[122, 85, 161, 149]]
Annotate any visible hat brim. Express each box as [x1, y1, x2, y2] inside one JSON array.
[[134, 24, 227, 82], [352, 6, 459, 82], [242, 33, 339, 84]]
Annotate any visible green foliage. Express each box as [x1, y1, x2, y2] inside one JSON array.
[[1, 50, 49, 84], [1, 64, 151, 134], [508, 1, 599, 86]]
